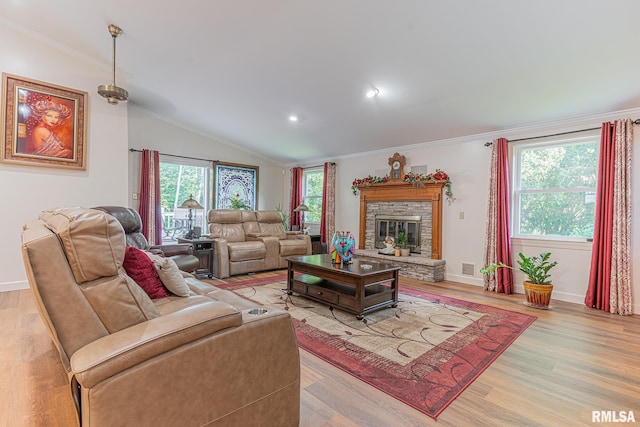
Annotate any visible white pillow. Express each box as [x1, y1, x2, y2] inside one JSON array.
[[148, 255, 191, 297]]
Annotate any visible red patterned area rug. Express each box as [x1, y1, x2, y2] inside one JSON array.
[[213, 273, 536, 420]]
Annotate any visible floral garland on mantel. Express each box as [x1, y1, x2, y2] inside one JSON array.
[[351, 169, 454, 201]]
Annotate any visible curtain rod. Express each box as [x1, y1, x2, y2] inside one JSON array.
[[483, 119, 640, 147], [303, 162, 336, 169], [130, 148, 335, 168], [129, 148, 218, 163]]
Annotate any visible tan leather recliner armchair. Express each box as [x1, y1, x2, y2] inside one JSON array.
[[93, 205, 200, 273], [21, 207, 300, 427]]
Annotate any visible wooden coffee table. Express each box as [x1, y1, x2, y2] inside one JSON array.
[[286, 254, 400, 319]]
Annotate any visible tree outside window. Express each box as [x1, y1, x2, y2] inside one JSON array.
[[512, 135, 598, 240], [302, 169, 324, 231], [159, 160, 210, 240]]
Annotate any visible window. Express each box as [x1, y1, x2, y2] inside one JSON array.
[[159, 158, 211, 240], [302, 168, 324, 230], [158, 158, 259, 241], [512, 134, 599, 240]]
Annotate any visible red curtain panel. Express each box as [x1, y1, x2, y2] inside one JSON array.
[[139, 149, 163, 245]]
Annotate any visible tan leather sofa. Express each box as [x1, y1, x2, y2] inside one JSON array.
[[208, 209, 312, 279], [21, 207, 300, 427]]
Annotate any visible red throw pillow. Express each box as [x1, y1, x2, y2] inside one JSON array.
[[123, 246, 170, 299]]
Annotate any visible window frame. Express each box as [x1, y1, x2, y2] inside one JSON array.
[[159, 156, 212, 238], [511, 133, 599, 242], [302, 167, 324, 227]]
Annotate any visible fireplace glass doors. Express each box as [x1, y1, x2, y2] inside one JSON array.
[[375, 215, 422, 253]]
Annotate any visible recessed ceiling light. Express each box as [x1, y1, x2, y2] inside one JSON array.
[[289, 115, 299, 122], [365, 87, 379, 98]]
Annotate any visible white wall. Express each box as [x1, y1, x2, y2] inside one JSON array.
[[0, 22, 128, 291], [127, 106, 287, 215], [331, 108, 640, 313]]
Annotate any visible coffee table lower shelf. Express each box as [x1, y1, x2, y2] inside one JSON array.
[[287, 273, 397, 320]]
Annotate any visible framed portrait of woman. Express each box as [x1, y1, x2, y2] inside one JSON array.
[[1, 73, 88, 170]]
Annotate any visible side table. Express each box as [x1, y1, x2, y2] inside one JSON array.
[[309, 234, 322, 254], [177, 237, 216, 278]]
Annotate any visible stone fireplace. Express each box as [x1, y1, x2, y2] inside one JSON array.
[[357, 180, 444, 259], [355, 180, 446, 282]]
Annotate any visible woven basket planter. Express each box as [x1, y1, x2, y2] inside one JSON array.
[[523, 281, 553, 309]]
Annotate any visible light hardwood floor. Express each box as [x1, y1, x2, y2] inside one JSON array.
[[2, 272, 639, 427]]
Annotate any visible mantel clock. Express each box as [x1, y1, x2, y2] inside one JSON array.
[[388, 153, 406, 181]]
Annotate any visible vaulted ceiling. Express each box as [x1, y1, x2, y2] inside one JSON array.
[[3, 0, 640, 164]]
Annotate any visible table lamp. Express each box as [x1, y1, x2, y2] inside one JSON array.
[[180, 194, 204, 239], [294, 203, 309, 234]]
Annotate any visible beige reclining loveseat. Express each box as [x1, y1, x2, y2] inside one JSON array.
[[21, 207, 300, 427], [208, 209, 312, 278]]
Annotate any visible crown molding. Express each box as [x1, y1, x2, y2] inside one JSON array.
[[324, 106, 640, 164]]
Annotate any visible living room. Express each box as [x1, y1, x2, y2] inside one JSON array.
[[2, 21, 640, 309], [1, 3, 640, 426]]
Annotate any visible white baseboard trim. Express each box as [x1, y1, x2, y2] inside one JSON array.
[[0, 280, 29, 292], [444, 273, 484, 287], [513, 285, 585, 305], [446, 275, 638, 312], [445, 275, 596, 306], [512, 284, 639, 313]]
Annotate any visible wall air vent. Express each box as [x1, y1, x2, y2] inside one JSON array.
[[411, 165, 428, 175], [462, 262, 475, 276]]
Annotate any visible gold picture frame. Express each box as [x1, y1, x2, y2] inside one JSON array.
[[1, 73, 88, 170]]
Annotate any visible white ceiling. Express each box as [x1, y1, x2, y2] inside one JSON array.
[[3, 1, 640, 164]]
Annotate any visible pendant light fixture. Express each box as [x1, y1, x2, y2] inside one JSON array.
[[97, 24, 128, 105]]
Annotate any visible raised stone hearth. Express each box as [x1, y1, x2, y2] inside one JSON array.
[[356, 250, 445, 282]]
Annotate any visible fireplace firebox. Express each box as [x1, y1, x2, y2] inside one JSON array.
[[375, 215, 422, 254]]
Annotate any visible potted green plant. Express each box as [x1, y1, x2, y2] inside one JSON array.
[[397, 231, 410, 257], [228, 193, 246, 210], [481, 252, 557, 309], [275, 203, 289, 231]]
